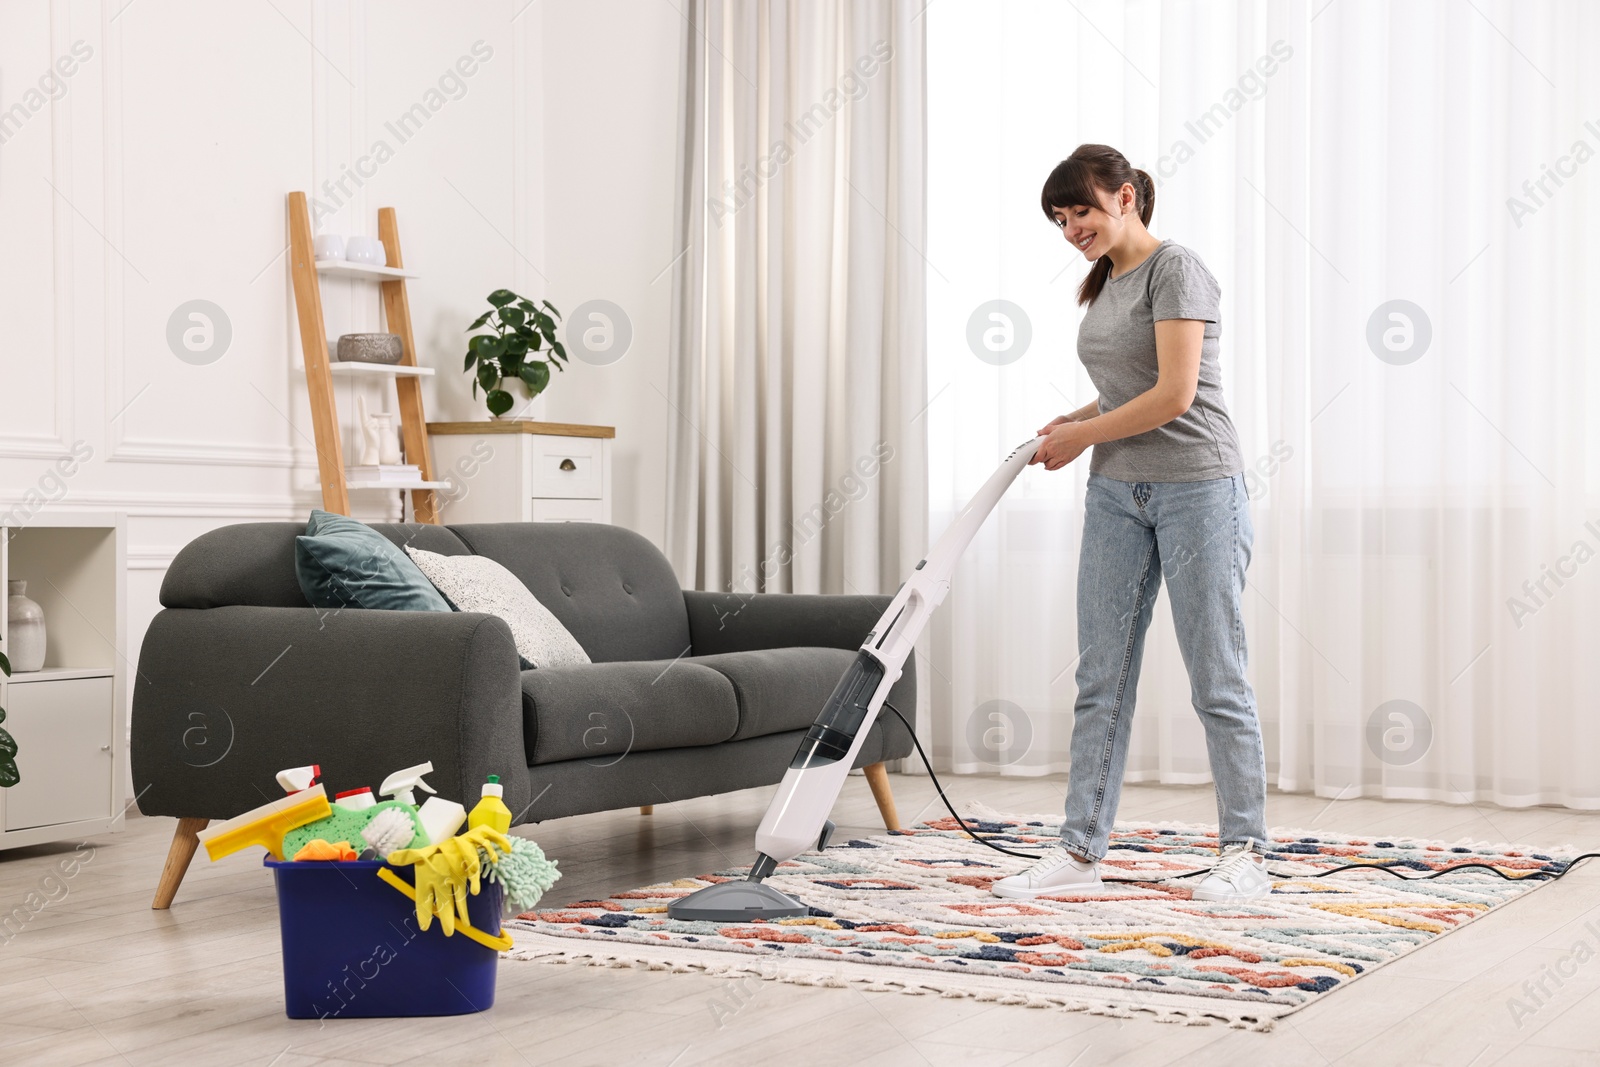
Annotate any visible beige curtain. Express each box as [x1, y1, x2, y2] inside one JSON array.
[[665, 0, 927, 605]]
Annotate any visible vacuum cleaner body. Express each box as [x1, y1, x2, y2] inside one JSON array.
[[668, 436, 1044, 922]]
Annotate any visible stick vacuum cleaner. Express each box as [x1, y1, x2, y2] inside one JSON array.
[[668, 436, 1046, 922]]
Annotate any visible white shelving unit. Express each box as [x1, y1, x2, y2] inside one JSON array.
[[328, 361, 434, 379], [314, 259, 419, 281], [343, 477, 452, 490], [0, 513, 126, 849]]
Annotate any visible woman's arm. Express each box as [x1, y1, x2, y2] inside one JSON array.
[[1032, 319, 1204, 470], [1034, 399, 1102, 436]]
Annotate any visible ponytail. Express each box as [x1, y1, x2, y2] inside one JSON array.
[[1040, 146, 1155, 306], [1133, 168, 1155, 226]]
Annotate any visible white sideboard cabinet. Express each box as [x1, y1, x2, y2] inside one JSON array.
[[427, 421, 614, 525]]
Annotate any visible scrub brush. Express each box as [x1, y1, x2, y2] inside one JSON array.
[[480, 836, 561, 913], [362, 807, 419, 859]]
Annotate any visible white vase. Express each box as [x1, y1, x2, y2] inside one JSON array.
[[6, 580, 45, 673], [375, 414, 403, 465]]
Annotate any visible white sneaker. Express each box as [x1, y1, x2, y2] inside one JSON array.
[[1191, 842, 1272, 902], [991, 846, 1102, 898]]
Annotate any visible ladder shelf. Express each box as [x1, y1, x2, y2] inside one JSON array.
[[287, 192, 440, 522]]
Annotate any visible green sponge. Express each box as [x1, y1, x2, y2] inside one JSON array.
[[282, 800, 426, 858]]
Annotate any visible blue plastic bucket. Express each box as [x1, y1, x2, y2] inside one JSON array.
[[265, 857, 502, 1019]]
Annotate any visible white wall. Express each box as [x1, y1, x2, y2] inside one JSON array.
[[540, 0, 683, 547], [0, 0, 683, 735]]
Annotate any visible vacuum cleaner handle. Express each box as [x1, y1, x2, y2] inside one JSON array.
[[750, 436, 1044, 866], [862, 435, 1044, 675]]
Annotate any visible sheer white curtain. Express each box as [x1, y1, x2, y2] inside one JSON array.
[[925, 0, 1600, 810], [666, 0, 927, 598]]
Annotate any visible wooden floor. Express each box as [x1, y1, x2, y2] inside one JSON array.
[[1, 773, 1598, 1066]]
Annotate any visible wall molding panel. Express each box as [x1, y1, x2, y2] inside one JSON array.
[[0, 1, 547, 736]]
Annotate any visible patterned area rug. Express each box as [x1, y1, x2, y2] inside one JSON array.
[[505, 804, 1578, 1030]]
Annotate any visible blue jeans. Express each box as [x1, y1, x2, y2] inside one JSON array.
[[1059, 473, 1267, 860]]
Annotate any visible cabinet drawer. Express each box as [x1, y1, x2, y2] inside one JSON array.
[[3, 676, 113, 831], [529, 497, 607, 523], [529, 437, 603, 499]]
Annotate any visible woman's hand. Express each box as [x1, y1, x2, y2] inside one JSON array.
[[1030, 420, 1092, 469]]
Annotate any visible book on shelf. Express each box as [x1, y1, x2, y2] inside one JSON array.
[[345, 464, 420, 483]]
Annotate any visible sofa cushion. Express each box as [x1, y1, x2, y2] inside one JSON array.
[[295, 510, 451, 612], [406, 547, 590, 669], [688, 647, 858, 741], [451, 522, 691, 663], [519, 660, 739, 766], [162, 521, 472, 609]]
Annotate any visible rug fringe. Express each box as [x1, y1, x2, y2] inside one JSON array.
[[504, 939, 1278, 1032]]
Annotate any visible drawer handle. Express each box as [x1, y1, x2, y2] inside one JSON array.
[[559, 459, 577, 471]]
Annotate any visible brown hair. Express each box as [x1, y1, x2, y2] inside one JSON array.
[[1040, 145, 1155, 306]]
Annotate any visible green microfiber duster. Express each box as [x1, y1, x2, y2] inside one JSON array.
[[480, 837, 561, 913], [282, 800, 426, 859]]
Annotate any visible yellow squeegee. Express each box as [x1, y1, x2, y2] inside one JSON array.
[[197, 784, 332, 861]]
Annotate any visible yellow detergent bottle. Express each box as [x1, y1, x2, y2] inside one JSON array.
[[468, 774, 512, 835]]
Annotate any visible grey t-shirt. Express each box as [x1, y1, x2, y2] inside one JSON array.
[[1076, 240, 1244, 482]]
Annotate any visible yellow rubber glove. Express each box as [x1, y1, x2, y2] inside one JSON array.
[[459, 824, 514, 866], [437, 836, 481, 924], [388, 826, 514, 935], [389, 842, 459, 934]]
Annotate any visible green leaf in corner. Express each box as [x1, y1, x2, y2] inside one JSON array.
[[463, 350, 478, 373], [487, 289, 517, 308], [467, 310, 493, 331], [552, 341, 568, 362], [477, 361, 500, 392], [519, 360, 550, 395], [485, 388, 514, 416], [542, 300, 561, 321], [498, 306, 527, 329], [482, 336, 508, 362], [0, 649, 10, 676]]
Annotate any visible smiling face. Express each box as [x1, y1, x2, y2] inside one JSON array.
[[1050, 182, 1136, 260]]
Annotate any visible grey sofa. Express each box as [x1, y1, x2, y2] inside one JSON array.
[[131, 520, 914, 908]]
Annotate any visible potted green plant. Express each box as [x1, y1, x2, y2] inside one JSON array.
[[0, 651, 18, 787], [463, 289, 567, 418]]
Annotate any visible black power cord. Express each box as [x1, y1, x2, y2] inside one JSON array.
[[880, 701, 1600, 886]]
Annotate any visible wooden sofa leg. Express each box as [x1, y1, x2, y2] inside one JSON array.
[[863, 762, 900, 831], [639, 806, 654, 815], [152, 817, 209, 910]]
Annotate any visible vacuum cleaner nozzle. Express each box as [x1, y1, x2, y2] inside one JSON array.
[[667, 853, 810, 922]]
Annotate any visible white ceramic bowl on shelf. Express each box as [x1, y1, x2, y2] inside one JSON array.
[[312, 234, 345, 261], [344, 236, 386, 266]]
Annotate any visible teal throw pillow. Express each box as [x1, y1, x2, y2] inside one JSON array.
[[294, 509, 451, 612]]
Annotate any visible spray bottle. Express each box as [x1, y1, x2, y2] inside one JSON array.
[[275, 764, 321, 793], [468, 774, 512, 835], [380, 761, 464, 845]]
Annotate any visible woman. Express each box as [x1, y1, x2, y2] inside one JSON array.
[[991, 144, 1269, 903]]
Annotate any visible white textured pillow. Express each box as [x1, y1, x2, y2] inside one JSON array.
[[405, 547, 590, 669]]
